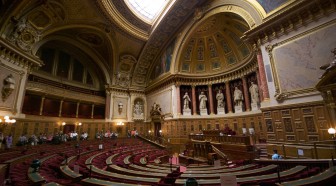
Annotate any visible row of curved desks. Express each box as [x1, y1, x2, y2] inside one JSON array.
[[175, 165, 306, 185]]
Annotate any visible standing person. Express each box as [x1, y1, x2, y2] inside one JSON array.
[[0, 132, 3, 149], [183, 92, 191, 109], [249, 82, 259, 104], [199, 91, 207, 109], [6, 134, 12, 149]]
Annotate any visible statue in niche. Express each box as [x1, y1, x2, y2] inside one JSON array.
[[216, 89, 224, 108], [233, 87, 243, 106], [134, 101, 143, 116], [199, 91, 207, 109], [183, 92, 191, 109], [2, 74, 16, 102], [249, 82, 259, 104]]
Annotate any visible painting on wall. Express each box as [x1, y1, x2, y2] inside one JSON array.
[[271, 22, 336, 96], [150, 39, 176, 80], [255, 0, 289, 13]]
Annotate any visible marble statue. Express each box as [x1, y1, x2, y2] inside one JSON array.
[[233, 87, 243, 106], [249, 82, 259, 104], [199, 91, 207, 109], [183, 92, 191, 109], [216, 89, 224, 108]]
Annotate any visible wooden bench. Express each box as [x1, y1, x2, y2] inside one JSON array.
[[175, 165, 306, 185], [180, 164, 277, 178], [109, 164, 167, 178], [105, 154, 119, 165], [27, 154, 58, 185], [42, 182, 60, 186], [81, 177, 151, 186], [88, 165, 160, 184], [278, 168, 336, 186], [59, 165, 83, 180], [123, 155, 132, 165]]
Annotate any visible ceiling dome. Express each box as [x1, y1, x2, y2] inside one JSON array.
[[178, 13, 253, 75]]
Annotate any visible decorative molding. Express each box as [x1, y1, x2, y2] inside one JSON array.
[[0, 38, 43, 71], [260, 100, 324, 111], [146, 59, 258, 94], [243, 0, 336, 45]]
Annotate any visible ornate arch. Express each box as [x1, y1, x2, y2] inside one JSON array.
[[172, 0, 264, 75]]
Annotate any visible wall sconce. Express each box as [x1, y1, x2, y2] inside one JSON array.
[[78, 122, 82, 126], [148, 130, 151, 134], [62, 122, 66, 126], [328, 127, 336, 165], [328, 127, 336, 139], [117, 121, 124, 126], [118, 102, 123, 114], [0, 116, 16, 126]]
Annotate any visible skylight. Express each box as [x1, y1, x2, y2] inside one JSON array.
[[125, 0, 170, 23]]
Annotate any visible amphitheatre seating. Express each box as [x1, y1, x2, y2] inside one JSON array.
[[133, 163, 257, 174], [109, 164, 167, 177], [27, 154, 58, 184], [42, 182, 61, 186], [105, 153, 119, 165], [59, 165, 83, 180], [81, 177, 151, 186], [147, 164, 179, 170], [88, 164, 160, 184], [183, 164, 257, 174], [278, 167, 336, 186], [175, 165, 306, 185], [180, 164, 278, 178]]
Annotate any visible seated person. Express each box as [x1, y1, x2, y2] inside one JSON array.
[[272, 150, 282, 160]]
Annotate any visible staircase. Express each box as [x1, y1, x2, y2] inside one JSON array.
[[255, 143, 268, 160]]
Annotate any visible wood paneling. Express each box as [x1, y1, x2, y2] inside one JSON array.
[[262, 103, 331, 143]]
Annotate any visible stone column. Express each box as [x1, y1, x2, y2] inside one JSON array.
[[105, 91, 111, 119], [39, 96, 45, 115], [59, 100, 63, 117], [176, 84, 181, 115], [76, 102, 80, 118], [225, 82, 233, 113], [256, 48, 270, 100], [208, 84, 214, 115], [242, 76, 251, 111], [91, 104, 94, 119], [191, 85, 197, 115], [255, 70, 264, 101]]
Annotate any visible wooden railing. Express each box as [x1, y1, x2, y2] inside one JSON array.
[[267, 141, 336, 159], [211, 145, 227, 160], [189, 134, 251, 145], [254, 159, 331, 172]]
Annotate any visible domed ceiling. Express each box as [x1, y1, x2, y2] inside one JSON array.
[[178, 13, 253, 75]]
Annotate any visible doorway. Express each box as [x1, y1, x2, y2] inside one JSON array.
[[154, 122, 161, 137], [63, 124, 75, 134]]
